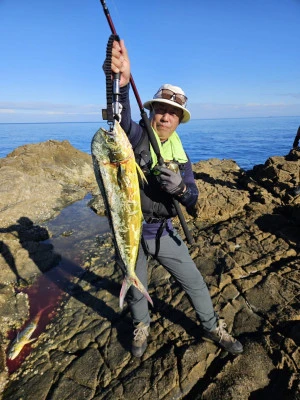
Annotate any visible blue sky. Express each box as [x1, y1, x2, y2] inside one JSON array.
[[1, 0, 300, 122]]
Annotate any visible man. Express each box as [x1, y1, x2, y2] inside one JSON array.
[[109, 39, 243, 357], [292, 126, 300, 149], [292, 126, 300, 196]]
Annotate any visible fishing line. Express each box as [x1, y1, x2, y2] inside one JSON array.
[[109, 0, 128, 41]]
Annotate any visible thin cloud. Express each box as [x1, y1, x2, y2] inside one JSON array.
[[277, 93, 300, 99], [0, 109, 15, 114], [45, 110, 100, 115], [245, 103, 286, 107], [0, 101, 103, 115], [188, 102, 300, 118]]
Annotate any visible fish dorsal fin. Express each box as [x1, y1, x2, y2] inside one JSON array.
[[135, 162, 148, 185]]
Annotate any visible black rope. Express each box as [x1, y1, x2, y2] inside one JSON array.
[[103, 34, 119, 124]]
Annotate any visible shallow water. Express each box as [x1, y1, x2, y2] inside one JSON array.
[[6, 195, 110, 373]]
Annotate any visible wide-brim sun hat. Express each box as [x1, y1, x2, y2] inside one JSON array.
[[143, 84, 191, 123]]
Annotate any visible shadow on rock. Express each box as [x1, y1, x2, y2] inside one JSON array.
[[255, 211, 299, 247], [0, 240, 28, 286], [0, 216, 53, 284], [153, 296, 200, 339], [277, 320, 300, 346], [0, 216, 122, 326], [45, 257, 120, 319], [249, 366, 297, 400], [194, 170, 243, 190]]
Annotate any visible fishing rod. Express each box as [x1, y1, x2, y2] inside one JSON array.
[[100, 0, 194, 244]]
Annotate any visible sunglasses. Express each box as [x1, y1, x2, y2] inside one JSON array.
[[154, 89, 187, 107]]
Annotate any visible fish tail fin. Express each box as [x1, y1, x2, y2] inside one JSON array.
[[33, 304, 52, 323], [135, 162, 148, 185], [119, 277, 131, 310], [119, 274, 153, 310]]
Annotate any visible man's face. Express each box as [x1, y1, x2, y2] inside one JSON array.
[[151, 102, 183, 142]]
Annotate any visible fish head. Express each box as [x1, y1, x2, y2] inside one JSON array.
[[8, 342, 22, 360], [92, 121, 134, 163], [7, 335, 37, 360]]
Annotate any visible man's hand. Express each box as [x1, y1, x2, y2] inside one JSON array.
[[154, 166, 186, 196], [111, 40, 131, 87]]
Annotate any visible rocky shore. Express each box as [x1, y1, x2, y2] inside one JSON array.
[[0, 140, 299, 399]]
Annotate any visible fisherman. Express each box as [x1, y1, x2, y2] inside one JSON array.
[[292, 126, 300, 149], [108, 39, 244, 358], [292, 126, 300, 195]]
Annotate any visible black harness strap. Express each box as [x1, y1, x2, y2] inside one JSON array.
[[154, 219, 167, 258]]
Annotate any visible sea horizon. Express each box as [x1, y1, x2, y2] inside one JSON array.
[[1, 116, 299, 171], [1, 114, 300, 125]]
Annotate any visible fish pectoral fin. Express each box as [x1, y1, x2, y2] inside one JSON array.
[[135, 163, 148, 185], [25, 337, 37, 345]]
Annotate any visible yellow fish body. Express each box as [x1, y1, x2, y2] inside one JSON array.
[[8, 309, 43, 360], [91, 120, 153, 309]]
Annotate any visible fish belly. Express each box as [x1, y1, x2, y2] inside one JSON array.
[[102, 158, 142, 270], [91, 121, 142, 270], [91, 121, 153, 308]]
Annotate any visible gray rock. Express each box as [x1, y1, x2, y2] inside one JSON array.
[[0, 142, 299, 400]]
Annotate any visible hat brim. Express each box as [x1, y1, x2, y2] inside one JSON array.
[[143, 98, 191, 123]]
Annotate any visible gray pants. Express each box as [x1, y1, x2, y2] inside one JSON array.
[[127, 229, 218, 332]]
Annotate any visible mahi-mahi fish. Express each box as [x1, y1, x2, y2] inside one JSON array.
[[7, 307, 46, 360], [91, 120, 153, 309]]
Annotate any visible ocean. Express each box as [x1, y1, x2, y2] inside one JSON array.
[[0, 116, 299, 170]]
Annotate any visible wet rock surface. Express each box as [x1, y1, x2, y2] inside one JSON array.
[[0, 141, 299, 399]]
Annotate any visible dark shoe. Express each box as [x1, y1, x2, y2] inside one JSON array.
[[202, 319, 243, 354], [293, 186, 300, 196], [131, 322, 149, 357]]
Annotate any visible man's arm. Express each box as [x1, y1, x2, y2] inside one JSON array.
[[155, 158, 199, 208], [178, 159, 199, 208], [119, 84, 143, 148]]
